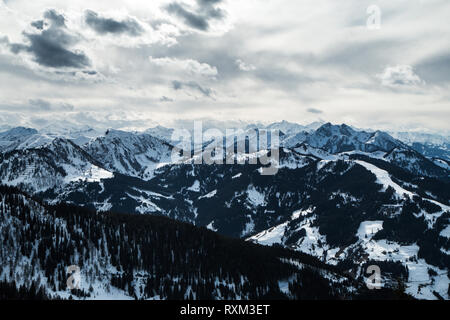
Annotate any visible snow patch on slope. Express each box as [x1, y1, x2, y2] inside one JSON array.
[[63, 164, 113, 183], [249, 221, 287, 245], [206, 221, 218, 232], [246, 185, 267, 207], [357, 221, 383, 240], [126, 193, 163, 214], [354, 160, 414, 199], [232, 173, 242, 179], [187, 180, 200, 192], [440, 225, 450, 238], [199, 190, 217, 200]]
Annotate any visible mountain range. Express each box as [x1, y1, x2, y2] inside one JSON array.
[[0, 121, 449, 300]]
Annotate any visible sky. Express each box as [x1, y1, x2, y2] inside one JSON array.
[[0, 0, 449, 133]]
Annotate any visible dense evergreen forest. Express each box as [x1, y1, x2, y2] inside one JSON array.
[[0, 185, 411, 300]]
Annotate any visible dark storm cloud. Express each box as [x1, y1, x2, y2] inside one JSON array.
[[23, 33, 90, 68], [84, 10, 144, 36], [43, 9, 66, 27], [307, 108, 323, 114], [7, 9, 90, 68], [166, 0, 225, 31], [166, 3, 209, 31], [31, 20, 44, 30], [198, 0, 225, 19], [172, 80, 213, 97]]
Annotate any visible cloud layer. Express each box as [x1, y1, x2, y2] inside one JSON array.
[[0, 0, 449, 133]]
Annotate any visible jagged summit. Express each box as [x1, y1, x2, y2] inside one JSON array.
[[86, 129, 174, 180]]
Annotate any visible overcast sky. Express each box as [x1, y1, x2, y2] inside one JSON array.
[[0, 0, 449, 133]]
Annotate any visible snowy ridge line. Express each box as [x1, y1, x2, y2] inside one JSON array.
[[354, 160, 450, 212]]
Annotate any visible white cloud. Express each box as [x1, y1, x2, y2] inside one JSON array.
[[377, 65, 424, 87], [236, 59, 256, 71], [149, 56, 218, 78]]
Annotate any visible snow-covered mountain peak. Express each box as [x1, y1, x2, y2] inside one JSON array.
[[0, 126, 39, 151], [315, 123, 358, 137], [144, 125, 175, 143], [86, 130, 174, 180], [0, 126, 38, 137], [307, 123, 405, 154], [366, 130, 405, 152], [265, 120, 306, 135], [0, 137, 112, 193]]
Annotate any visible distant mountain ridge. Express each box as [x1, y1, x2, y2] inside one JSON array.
[[0, 121, 448, 193]]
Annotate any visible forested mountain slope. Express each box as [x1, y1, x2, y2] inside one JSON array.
[[1, 185, 405, 300]]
